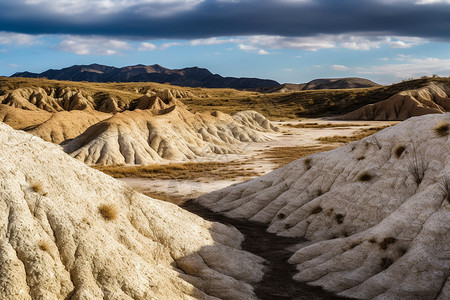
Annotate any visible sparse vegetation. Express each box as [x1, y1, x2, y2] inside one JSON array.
[[399, 247, 408, 256], [262, 146, 337, 168], [368, 238, 377, 244], [436, 177, 450, 204], [358, 172, 373, 182], [285, 122, 369, 129], [98, 204, 119, 221], [379, 237, 397, 250], [317, 126, 392, 144], [434, 121, 450, 137], [31, 181, 47, 196], [311, 206, 323, 214], [394, 145, 406, 158], [408, 144, 426, 185], [38, 240, 52, 253], [4, 76, 450, 120], [380, 257, 394, 269], [277, 213, 286, 219], [335, 213, 345, 224], [94, 161, 260, 180], [357, 156, 365, 161], [304, 158, 312, 170]]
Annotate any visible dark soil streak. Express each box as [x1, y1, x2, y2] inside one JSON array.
[[182, 200, 348, 300]]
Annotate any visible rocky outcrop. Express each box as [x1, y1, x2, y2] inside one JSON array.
[[0, 122, 265, 299], [340, 83, 450, 120], [197, 113, 450, 299], [63, 99, 278, 165]]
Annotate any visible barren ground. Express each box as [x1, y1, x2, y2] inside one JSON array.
[[118, 118, 397, 204]]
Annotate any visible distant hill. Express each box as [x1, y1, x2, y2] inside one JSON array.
[[255, 77, 381, 93], [11, 64, 279, 89]]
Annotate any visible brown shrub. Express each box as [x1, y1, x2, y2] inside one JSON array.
[[99, 204, 119, 221]]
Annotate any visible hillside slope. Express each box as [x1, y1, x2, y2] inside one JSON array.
[[340, 82, 450, 120], [197, 113, 450, 299], [0, 122, 265, 300]]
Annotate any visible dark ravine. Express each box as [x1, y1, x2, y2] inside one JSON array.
[[181, 200, 348, 300]]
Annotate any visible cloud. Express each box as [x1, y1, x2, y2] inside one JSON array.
[[416, 0, 450, 4], [138, 42, 157, 51], [258, 49, 270, 55], [190, 37, 239, 46], [57, 36, 130, 55], [20, 0, 204, 16], [357, 57, 450, 79], [331, 64, 349, 71], [0, 31, 37, 45], [234, 35, 426, 52], [1, 0, 450, 41], [160, 41, 183, 49], [238, 44, 257, 51]]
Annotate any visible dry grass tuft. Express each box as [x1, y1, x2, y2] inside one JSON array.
[[311, 206, 323, 214], [335, 213, 345, 224], [317, 126, 392, 144], [98, 204, 119, 221], [394, 145, 406, 158], [261, 146, 336, 168], [434, 121, 450, 137], [380, 257, 394, 269], [285, 122, 369, 129], [358, 172, 372, 182], [94, 161, 260, 180], [379, 237, 397, 250], [31, 181, 47, 196], [38, 240, 52, 253], [277, 213, 286, 219]]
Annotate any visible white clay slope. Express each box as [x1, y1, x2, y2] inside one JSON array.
[[63, 100, 278, 165], [0, 122, 265, 300], [197, 113, 450, 299]]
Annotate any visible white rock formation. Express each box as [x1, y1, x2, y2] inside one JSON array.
[[197, 113, 450, 299], [63, 99, 278, 165], [0, 122, 265, 300]]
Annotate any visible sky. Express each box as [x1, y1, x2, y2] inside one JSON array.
[[1, 0, 450, 85]]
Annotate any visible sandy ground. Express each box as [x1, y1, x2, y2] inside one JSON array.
[[118, 118, 397, 203]]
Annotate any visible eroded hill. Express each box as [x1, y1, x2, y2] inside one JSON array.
[[197, 113, 450, 299], [0, 122, 266, 300]]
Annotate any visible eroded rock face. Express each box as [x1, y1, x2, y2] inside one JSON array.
[[341, 83, 450, 120], [197, 113, 450, 299], [0, 123, 264, 300], [63, 100, 278, 165]]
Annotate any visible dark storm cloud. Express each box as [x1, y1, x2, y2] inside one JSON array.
[[1, 0, 450, 40]]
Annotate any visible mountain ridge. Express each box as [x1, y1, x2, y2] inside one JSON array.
[[12, 63, 280, 89]]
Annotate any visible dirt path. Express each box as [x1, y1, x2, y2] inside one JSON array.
[[182, 200, 347, 300]]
